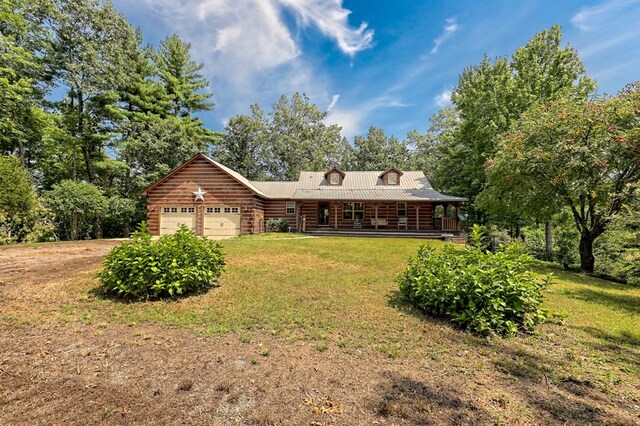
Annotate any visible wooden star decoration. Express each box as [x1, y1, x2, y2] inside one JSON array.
[[192, 186, 206, 201]]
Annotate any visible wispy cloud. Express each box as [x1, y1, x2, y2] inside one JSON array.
[[326, 94, 340, 112], [433, 89, 452, 107], [116, 0, 374, 123], [430, 18, 460, 54], [325, 95, 411, 138], [571, 0, 639, 31]]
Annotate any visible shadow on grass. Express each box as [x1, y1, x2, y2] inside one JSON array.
[[88, 282, 220, 304], [532, 263, 635, 291], [573, 325, 640, 367], [387, 291, 633, 423], [560, 287, 640, 314], [372, 371, 493, 424]]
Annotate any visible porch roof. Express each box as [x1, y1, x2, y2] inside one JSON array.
[[289, 188, 466, 202]]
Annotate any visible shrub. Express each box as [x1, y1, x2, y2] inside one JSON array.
[[99, 223, 225, 300], [397, 226, 551, 336], [266, 218, 289, 232]]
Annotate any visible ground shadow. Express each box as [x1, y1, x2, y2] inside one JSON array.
[[372, 371, 493, 425], [533, 263, 635, 291], [560, 287, 640, 315], [89, 282, 220, 304]]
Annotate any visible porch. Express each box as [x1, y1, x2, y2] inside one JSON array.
[[293, 200, 463, 233]]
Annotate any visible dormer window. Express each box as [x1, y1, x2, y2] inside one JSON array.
[[379, 167, 403, 185], [324, 167, 345, 186], [387, 172, 398, 185], [330, 172, 340, 185]]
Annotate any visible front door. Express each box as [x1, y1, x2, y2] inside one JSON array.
[[318, 202, 330, 226]]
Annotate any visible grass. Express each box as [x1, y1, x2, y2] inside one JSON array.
[[3, 236, 639, 402]]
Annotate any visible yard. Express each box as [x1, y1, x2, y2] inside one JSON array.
[[0, 236, 638, 425]]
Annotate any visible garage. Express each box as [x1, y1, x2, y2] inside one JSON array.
[[204, 206, 241, 237], [160, 206, 196, 235]]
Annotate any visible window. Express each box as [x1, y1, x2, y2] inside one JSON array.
[[286, 202, 295, 215], [330, 172, 340, 185], [214, 207, 221, 213], [397, 202, 407, 217], [387, 172, 398, 185], [343, 202, 364, 220], [206, 207, 214, 213], [188, 207, 195, 213], [170, 207, 177, 213], [224, 207, 231, 213], [163, 207, 170, 213], [231, 207, 239, 214]]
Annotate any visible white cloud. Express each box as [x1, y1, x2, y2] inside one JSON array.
[[571, 0, 639, 31], [116, 0, 374, 124], [325, 95, 411, 138], [281, 0, 374, 55], [430, 18, 460, 54], [326, 94, 340, 112], [434, 89, 452, 107], [325, 108, 365, 139]]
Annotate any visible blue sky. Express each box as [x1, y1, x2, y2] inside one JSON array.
[[112, 0, 640, 139]]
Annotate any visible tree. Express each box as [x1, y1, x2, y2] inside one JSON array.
[[0, 155, 37, 222], [155, 34, 213, 117], [447, 25, 595, 224], [46, 179, 108, 240], [412, 106, 460, 191], [0, 0, 49, 166], [46, 0, 138, 182], [489, 84, 640, 272], [350, 126, 413, 170], [214, 105, 269, 180], [0, 155, 54, 243], [267, 93, 350, 180]]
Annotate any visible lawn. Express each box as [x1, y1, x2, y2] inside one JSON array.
[[1, 235, 638, 424]]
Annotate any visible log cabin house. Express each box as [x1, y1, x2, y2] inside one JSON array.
[[142, 153, 466, 238]]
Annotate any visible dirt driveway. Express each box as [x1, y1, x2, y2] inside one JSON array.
[[0, 241, 638, 425]]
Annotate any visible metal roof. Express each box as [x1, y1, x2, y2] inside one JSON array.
[[201, 154, 268, 198], [249, 170, 465, 202], [290, 189, 467, 202], [250, 181, 299, 198]]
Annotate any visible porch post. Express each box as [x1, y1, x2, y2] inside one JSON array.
[[334, 203, 338, 229], [415, 204, 421, 231], [374, 204, 379, 230], [455, 203, 461, 231]]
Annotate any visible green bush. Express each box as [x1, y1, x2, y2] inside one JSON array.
[[397, 226, 551, 336], [99, 223, 225, 300], [266, 217, 289, 232]]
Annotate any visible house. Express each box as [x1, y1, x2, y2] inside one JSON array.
[[142, 153, 466, 238]]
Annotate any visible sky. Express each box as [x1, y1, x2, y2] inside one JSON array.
[[111, 0, 640, 140]]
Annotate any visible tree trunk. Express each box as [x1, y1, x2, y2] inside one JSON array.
[[578, 233, 596, 272], [123, 216, 130, 238], [545, 221, 553, 260], [94, 217, 103, 239]]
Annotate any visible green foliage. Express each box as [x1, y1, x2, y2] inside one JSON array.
[[266, 218, 289, 232], [398, 233, 551, 335], [99, 223, 225, 300], [491, 85, 640, 271], [0, 154, 54, 243], [45, 179, 108, 240], [350, 126, 414, 170], [523, 218, 580, 269], [0, 155, 37, 219]]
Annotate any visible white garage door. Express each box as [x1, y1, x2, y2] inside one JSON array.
[[160, 206, 196, 235], [204, 206, 241, 237]]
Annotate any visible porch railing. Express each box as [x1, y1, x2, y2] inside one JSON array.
[[441, 217, 457, 231]]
